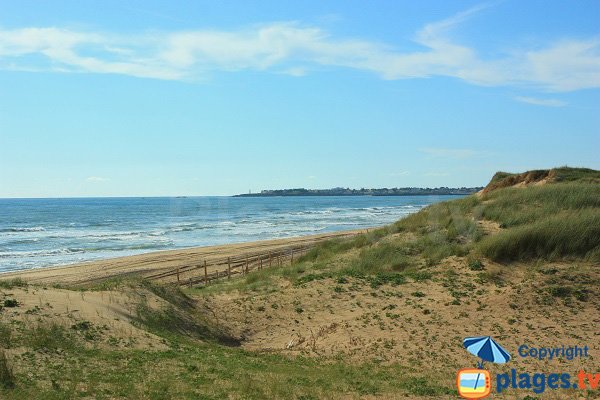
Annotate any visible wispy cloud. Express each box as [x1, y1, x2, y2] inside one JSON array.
[[514, 96, 567, 107], [85, 176, 110, 182], [389, 170, 410, 177], [420, 148, 477, 159], [0, 6, 599, 91]]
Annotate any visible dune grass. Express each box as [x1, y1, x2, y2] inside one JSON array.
[[478, 209, 600, 262], [480, 182, 600, 227], [477, 182, 600, 261], [193, 171, 599, 298], [0, 278, 27, 290]]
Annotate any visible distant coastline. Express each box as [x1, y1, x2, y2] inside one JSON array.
[[234, 187, 483, 197]]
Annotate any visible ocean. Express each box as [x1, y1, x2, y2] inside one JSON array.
[[0, 195, 460, 273]]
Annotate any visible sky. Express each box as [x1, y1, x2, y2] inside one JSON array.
[[0, 0, 599, 197]]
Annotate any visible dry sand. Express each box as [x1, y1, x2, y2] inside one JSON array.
[[0, 229, 364, 286]]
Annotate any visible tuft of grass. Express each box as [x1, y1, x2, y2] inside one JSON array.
[[349, 242, 416, 274], [467, 258, 485, 271], [0, 323, 11, 348], [25, 323, 75, 352], [0, 350, 15, 390]]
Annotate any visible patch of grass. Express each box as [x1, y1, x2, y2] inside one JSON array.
[[25, 323, 75, 351], [478, 209, 600, 262], [0, 323, 11, 348], [547, 286, 571, 298], [0, 278, 27, 289], [546, 285, 589, 302], [405, 270, 433, 282], [552, 167, 600, 183], [0, 341, 452, 399], [0, 350, 15, 390], [467, 258, 485, 271], [480, 182, 600, 228], [295, 272, 333, 286], [298, 229, 391, 264], [349, 242, 416, 274]]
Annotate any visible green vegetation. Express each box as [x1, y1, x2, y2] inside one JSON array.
[[25, 323, 76, 352], [0, 280, 452, 399], [0, 278, 27, 290], [1, 167, 597, 399], [0, 350, 15, 390], [0, 340, 451, 399], [478, 183, 600, 261], [2, 299, 18, 308], [551, 166, 600, 183], [0, 322, 11, 347], [197, 168, 599, 296]]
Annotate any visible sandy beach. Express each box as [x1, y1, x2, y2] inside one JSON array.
[[0, 229, 364, 286]]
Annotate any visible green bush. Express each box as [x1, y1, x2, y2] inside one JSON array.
[[2, 300, 18, 308]]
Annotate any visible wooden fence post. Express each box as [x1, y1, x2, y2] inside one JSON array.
[[188, 277, 192, 289], [228, 257, 231, 279], [260, 256, 263, 270], [291, 249, 294, 265], [176, 268, 180, 284], [245, 256, 249, 274], [204, 260, 208, 284]]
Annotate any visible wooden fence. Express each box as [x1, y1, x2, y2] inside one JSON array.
[[144, 231, 363, 288]]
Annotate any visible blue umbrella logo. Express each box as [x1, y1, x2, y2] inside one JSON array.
[[463, 336, 511, 369]]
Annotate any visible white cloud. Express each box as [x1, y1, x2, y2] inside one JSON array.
[[514, 96, 567, 107], [420, 148, 477, 159], [0, 7, 599, 91], [85, 176, 110, 182]]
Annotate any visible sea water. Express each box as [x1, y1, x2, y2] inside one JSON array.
[[0, 195, 461, 272]]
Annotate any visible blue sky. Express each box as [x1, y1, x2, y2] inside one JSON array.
[[0, 0, 599, 197]]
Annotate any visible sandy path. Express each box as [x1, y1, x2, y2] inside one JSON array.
[[0, 230, 364, 285]]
